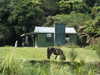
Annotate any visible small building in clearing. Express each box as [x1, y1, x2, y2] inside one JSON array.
[[33, 25, 78, 47]]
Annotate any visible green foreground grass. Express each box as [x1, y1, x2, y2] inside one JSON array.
[[0, 47, 99, 62], [0, 47, 100, 75]]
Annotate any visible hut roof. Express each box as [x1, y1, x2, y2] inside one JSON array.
[[34, 26, 77, 34]]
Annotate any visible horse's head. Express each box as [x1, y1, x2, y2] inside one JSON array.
[[60, 54, 66, 60], [58, 49, 66, 60]]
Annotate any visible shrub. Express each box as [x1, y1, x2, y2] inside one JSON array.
[[69, 47, 77, 62], [95, 42, 100, 58], [0, 49, 24, 75]]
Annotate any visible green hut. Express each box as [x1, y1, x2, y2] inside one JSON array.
[[33, 25, 77, 47]]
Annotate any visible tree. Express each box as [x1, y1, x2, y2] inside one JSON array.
[[83, 0, 97, 7], [0, 0, 99, 46], [57, 0, 90, 13], [0, 0, 45, 46], [52, 12, 91, 27]]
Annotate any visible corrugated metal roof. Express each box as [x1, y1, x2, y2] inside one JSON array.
[[65, 27, 77, 33], [34, 27, 54, 33], [34, 26, 77, 34]]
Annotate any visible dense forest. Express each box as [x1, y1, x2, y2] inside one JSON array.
[[0, 0, 100, 46]]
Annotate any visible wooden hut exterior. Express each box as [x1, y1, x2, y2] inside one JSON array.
[[33, 25, 77, 47]]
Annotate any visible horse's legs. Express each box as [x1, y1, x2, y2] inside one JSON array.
[[47, 50, 52, 59], [55, 55, 58, 59]]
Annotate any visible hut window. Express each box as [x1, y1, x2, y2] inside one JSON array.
[[65, 37, 70, 43], [47, 34, 52, 37], [65, 34, 70, 43], [46, 34, 53, 41]]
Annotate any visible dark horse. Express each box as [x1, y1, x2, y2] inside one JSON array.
[[47, 47, 66, 60]]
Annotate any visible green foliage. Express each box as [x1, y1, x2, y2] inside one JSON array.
[[52, 12, 91, 26], [95, 42, 100, 58], [57, 0, 90, 13], [0, 0, 46, 45], [0, 24, 10, 40], [7, 0, 45, 32], [0, 0, 100, 46], [41, 0, 58, 9], [57, 0, 71, 11], [83, 0, 97, 7], [84, 20, 96, 33], [84, 18, 100, 34], [44, 16, 54, 26]]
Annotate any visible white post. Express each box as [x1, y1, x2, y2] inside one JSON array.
[[54, 24, 56, 47], [35, 35, 38, 48], [35, 40, 37, 48], [15, 40, 18, 47]]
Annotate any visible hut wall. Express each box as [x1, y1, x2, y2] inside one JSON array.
[[34, 33, 54, 47]]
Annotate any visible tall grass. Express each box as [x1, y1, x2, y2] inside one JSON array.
[[0, 48, 23, 75], [66, 44, 97, 75], [23, 61, 97, 75], [73, 61, 96, 75], [68, 47, 77, 62], [0, 47, 99, 75], [95, 42, 100, 58]]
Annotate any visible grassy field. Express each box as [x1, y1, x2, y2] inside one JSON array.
[[0, 47, 100, 75], [0, 47, 99, 62]]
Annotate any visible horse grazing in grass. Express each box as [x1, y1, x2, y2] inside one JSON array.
[[47, 47, 66, 60]]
